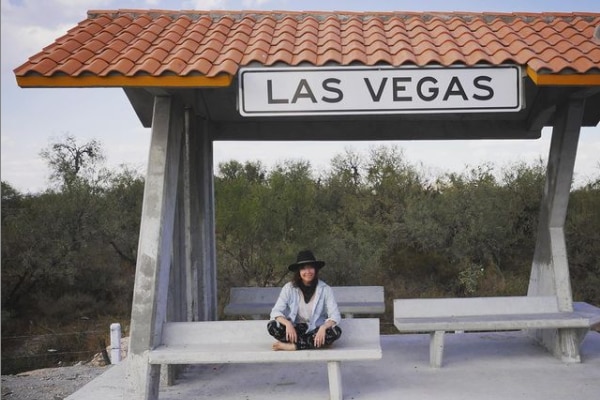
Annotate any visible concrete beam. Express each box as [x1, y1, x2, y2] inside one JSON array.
[[209, 119, 541, 141]]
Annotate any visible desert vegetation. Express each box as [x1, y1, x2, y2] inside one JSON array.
[[2, 136, 599, 374]]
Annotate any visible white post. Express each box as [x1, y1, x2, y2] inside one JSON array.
[[110, 323, 122, 364]]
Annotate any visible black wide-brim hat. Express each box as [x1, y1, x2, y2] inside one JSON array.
[[288, 250, 326, 272]]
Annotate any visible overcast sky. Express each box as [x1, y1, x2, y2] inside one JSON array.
[[2, 0, 599, 194]]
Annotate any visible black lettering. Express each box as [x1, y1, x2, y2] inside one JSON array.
[[416, 77, 439, 101], [473, 75, 494, 100], [364, 77, 387, 102], [267, 80, 288, 104], [393, 77, 412, 101], [322, 78, 343, 103], [443, 77, 468, 101], [291, 79, 317, 103]]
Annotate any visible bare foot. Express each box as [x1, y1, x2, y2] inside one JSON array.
[[272, 341, 296, 351]]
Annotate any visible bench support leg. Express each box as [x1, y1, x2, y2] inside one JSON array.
[[529, 327, 582, 364], [430, 331, 445, 368], [327, 361, 343, 400], [160, 364, 176, 386], [125, 354, 161, 400], [557, 328, 582, 363]]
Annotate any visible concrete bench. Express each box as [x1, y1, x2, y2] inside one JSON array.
[[149, 318, 382, 400], [393, 296, 597, 368], [224, 286, 385, 319]]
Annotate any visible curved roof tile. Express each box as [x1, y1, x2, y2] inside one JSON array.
[[83, 58, 110, 75], [26, 58, 57, 75], [59, 58, 84, 75], [181, 56, 213, 75], [109, 58, 136, 75], [316, 48, 343, 64], [135, 57, 162, 75], [212, 58, 241, 77], [240, 47, 269, 65], [14, 10, 600, 87]]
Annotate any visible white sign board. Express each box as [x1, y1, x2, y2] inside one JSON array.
[[238, 65, 522, 116]]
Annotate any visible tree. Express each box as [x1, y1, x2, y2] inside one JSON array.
[[567, 179, 600, 304], [40, 134, 106, 189], [1, 187, 88, 321], [215, 160, 273, 288], [2, 136, 142, 329], [98, 167, 145, 272], [215, 159, 326, 290]]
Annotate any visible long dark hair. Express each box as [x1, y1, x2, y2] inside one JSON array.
[[291, 266, 319, 287]]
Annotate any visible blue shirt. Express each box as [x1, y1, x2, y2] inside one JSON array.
[[270, 280, 341, 332]]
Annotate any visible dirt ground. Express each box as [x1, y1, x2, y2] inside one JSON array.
[[1, 363, 108, 400], [1, 341, 127, 400]]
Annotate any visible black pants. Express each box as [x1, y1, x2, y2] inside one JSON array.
[[267, 320, 342, 350]]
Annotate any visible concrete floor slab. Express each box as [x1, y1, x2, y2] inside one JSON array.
[[67, 330, 600, 400]]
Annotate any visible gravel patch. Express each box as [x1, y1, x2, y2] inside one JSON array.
[[1, 364, 108, 400]]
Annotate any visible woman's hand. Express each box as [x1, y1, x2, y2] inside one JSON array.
[[285, 321, 297, 343], [314, 325, 328, 347], [277, 317, 297, 343]]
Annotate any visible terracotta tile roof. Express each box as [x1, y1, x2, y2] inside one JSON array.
[[14, 10, 600, 88]]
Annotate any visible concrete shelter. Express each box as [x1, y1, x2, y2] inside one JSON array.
[[14, 9, 600, 400]]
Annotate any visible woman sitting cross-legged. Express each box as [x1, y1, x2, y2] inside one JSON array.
[[267, 250, 342, 351]]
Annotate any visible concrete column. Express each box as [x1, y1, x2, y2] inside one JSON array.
[[185, 118, 218, 321], [527, 98, 584, 360], [168, 175, 187, 323], [183, 108, 206, 321], [192, 120, 217, 321], [182, 108, 196, 321], [160, 156, 187, 387], [124, 96, 184, 400], [200, 121, 218, 321]]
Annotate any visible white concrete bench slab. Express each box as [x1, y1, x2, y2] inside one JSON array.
[[149, 318, 382, 400], [574, 302, 600, 328], [393, 296, 596, 368], [224, 286, 385, 318]]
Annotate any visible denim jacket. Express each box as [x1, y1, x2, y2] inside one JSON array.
[[270, 280, 341, 332]]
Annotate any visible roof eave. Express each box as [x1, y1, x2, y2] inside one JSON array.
[[15, 74, 234, 89], [526, 67, 600, 86]]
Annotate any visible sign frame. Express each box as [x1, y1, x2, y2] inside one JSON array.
[[238, 65, 523, 117]]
